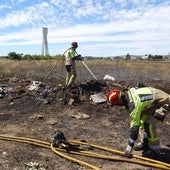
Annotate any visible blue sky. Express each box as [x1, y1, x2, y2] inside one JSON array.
[[0, 0, 170, 57]]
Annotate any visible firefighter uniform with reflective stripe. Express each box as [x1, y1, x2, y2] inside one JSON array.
[[126, 87, 170, 150], [65, 48, 77, 86]]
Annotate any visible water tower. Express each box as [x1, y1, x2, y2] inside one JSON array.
[[41, 27, 49, 56]]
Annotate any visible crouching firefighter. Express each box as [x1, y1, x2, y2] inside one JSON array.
[[106, 86, 170, 158]]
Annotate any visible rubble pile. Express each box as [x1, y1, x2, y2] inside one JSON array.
[[0, 77, 133, 107]]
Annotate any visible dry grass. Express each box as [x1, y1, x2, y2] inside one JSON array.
[[0, 58, 169, 84]]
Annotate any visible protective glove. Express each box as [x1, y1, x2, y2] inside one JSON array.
[[74, 54, 84, 61], [78, 55, 84, 61], [153, 106, 169, 122], [163, 104, 170, 111], [73, 55, 80, 61], [125, 145, 133, 158]]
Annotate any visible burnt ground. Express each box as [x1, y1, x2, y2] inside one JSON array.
[[0, 77, 170, 170]]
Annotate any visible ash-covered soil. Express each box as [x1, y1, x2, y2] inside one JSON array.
[[0, 77, 170, 170]]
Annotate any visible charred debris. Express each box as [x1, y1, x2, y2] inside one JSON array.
[[0, 77, 133, 106]]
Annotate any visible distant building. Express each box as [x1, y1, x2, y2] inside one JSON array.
[[163, 55, 170, 59], [141, 55, 148, 59]]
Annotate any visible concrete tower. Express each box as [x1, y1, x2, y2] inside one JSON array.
[[41, 27, 49, 56]]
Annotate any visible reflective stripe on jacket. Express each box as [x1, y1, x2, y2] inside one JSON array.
[[65, 48, 76, 65], [127, 87, 153, 128]]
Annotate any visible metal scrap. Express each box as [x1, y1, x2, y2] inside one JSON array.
[[0, 77, 132, 106], [90, 92, 107, 104]]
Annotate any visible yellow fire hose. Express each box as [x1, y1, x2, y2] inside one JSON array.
[[0, 135, 99, 170], [0, 135, 170, 170], [0, 135, 168, 170], [50, 144, 100, 170], [69, 139, 170, 169]]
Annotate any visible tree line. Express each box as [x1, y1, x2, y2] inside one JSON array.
[[125, 53, 165, 60], [7, 52, 63, 60], [6, 51, 167, 60]]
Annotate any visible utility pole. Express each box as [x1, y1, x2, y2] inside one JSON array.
[[41, 27, 49, 56]]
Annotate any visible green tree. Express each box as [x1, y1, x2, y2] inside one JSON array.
[[22, 54, 32, 60], [148, 54, 153, 60], [125, 53, 131, 60], [8, 52, 22, 60]]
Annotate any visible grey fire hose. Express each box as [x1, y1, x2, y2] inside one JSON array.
[[81, 60, 97, 80], [75, 51, 97, 80]]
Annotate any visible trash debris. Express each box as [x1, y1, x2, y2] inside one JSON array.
[[0, 86, 6, 98], [37, 115, 44, 120], [90, 92, 107, 104], [2, 152, 7, 155], [103, 74, 115, 81], [68, 98, 74, 105], [28, 81, 41, 91], [70, 112, 90, 119], [0, 77, 131, 106], [24, 161, 46, 170]]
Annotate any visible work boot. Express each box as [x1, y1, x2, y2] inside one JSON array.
[[133, 138, 150, 151], [143, 149, 170, 163], [142, 149, 162, 160]]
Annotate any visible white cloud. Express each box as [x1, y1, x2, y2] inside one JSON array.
[[18, 0, 27, 3], [75, 0, 104, 18], [0, 0, 170, 56], [0, 4, 11, 11], [0, 2, 56, 28], [69, 0, 78, 5]]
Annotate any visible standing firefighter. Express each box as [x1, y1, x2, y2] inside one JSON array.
[[64, 41, 83, 87], [106, 87, 170, 158]]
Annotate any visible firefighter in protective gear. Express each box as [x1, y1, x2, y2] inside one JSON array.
[[64, 41, 83, 87], [107, 87, 170, 158]]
